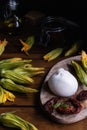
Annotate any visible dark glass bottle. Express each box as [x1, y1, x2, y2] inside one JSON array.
[[0, 0, 22, 35]]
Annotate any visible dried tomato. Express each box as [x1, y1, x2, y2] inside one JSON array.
[[44, 96, 62, 114], [56, 98, 82, 114], [76, 90, 87, 101]]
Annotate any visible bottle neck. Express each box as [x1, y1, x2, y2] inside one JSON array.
[[3, 0, 20, 19], [7, 0, 19, 11]]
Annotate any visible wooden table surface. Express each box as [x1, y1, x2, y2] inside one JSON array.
[[0, 23, 87, 130]]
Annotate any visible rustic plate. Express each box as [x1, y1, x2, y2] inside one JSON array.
[[40, 55, 87, 124]]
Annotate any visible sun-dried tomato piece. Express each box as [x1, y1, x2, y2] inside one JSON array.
[[56, 98, 82, 114], [76, 90, 87, 101], [44, 96, 62, 114], [44, 96, 82, 115]]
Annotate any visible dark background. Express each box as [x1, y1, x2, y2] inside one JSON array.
[[0, 0, 86, 23], [20, 0, 86, 24], [19, 0, 87, 34], [21, 0, 87, 40], [0, 0, 86, 27], [0, 0, 87, 42]]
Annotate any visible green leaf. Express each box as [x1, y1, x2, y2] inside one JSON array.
[[53, 102, 61, 109], [53, 102, 69, 109]]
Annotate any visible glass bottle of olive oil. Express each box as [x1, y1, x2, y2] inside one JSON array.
[[0, 0, 22, 35]]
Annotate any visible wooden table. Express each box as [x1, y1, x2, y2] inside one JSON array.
[[0, 24, 86, 130]]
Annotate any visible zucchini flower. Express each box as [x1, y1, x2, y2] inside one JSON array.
[[81, 50, 87, 71], [0, 86, 15, 104], [0, 112, 38, 130], [71, 60, 87, 86], [0, 39, 8, 56], [43, 47, 63, 61], [0, 69, 34, 84], [0, 57, 32, 70], [19, 36, 35, 55], [14, 66, 45, 77], [0, 78, 38, 93], [64, 41, 80, 56]]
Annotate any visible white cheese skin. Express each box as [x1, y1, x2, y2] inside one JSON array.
[[48, 68, 78, 97]]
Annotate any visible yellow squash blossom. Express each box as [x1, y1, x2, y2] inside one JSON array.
[[19, 39, 30, 53], [81, 50, 87, 71], [0, 112, 38, 130], [72, 60, 87, 86], [0, 39, 8, 56], [43, 48, 63, 61], [19, 36, 35, 55], [0, 86, 15, 104], [64, 41, 80, 57]]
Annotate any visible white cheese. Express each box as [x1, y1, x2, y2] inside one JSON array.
[[48, 68, 78, 97]]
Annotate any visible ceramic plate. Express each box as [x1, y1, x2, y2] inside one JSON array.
[[40, 55, 87, 124]]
